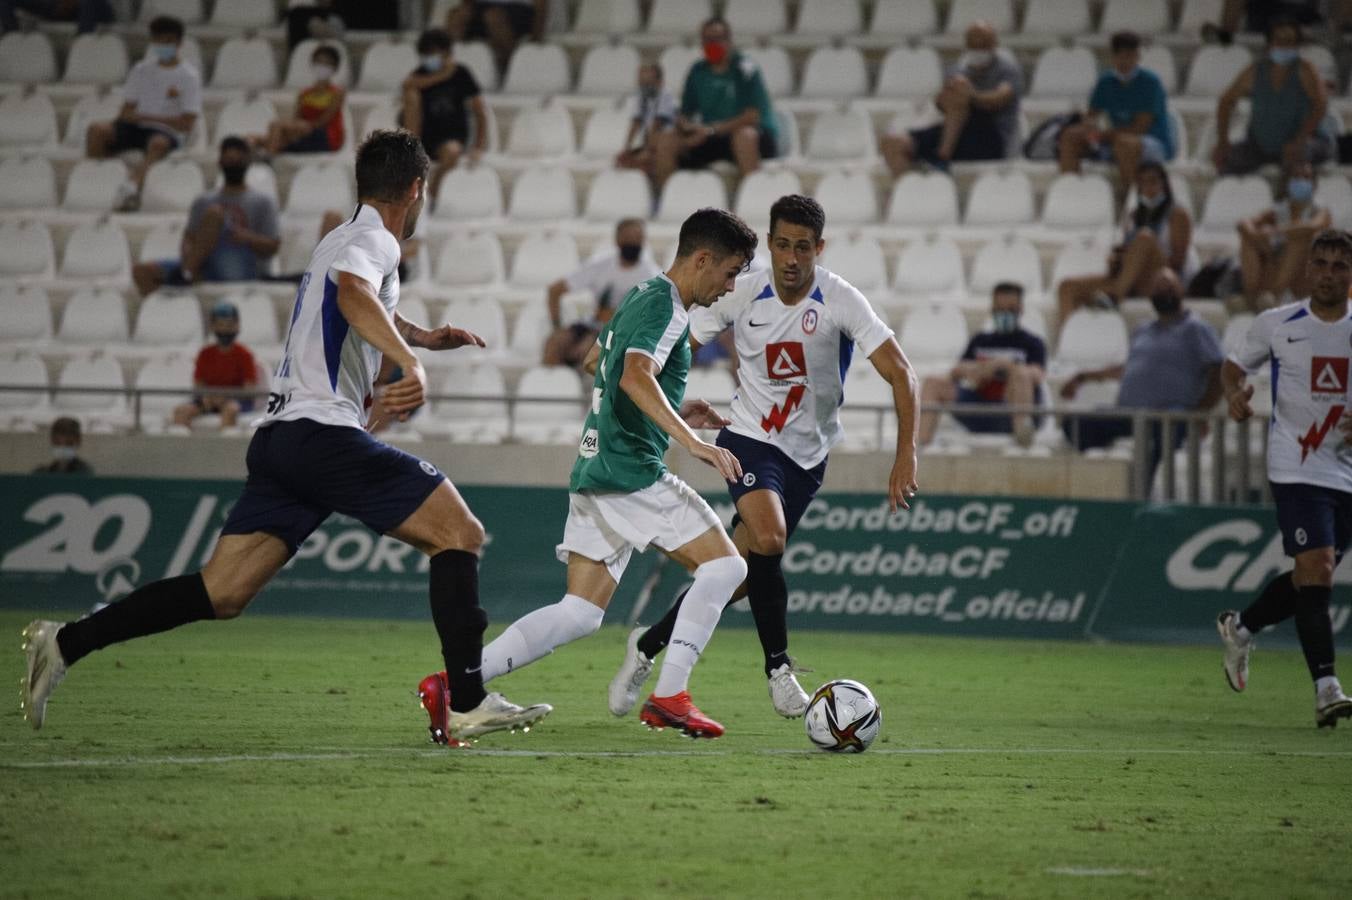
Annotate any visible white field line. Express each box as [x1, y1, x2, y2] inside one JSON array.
[[4, 745, 1352, 769]]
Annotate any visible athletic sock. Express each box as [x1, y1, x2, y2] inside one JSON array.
[[1315, 675, 1341, 696], [1292, 583, 1336, 682], [636, 586, 688, 660], [653, 556, 747, 698], [480, 594, 604, 682], [1239, 572, 1297, 635], [428, 549, 488, 713], [745, 552, 789, 677], [55, 573, 216, 666]]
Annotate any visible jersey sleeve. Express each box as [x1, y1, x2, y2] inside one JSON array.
[[688, 277, 750, 344], [328, 227, 398, 288], [624, 294, 687, 369], [1230, 310, 1275, 373], [834, 281, 894, 357]]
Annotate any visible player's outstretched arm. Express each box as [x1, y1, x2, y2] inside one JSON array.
[[335, 271, 424, 418], [393, 311, 486, 352], [618, 352, 742, 483], [869, 337, 920, 512], [1221, 359, 1255, 423]]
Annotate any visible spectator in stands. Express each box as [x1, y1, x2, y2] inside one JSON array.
[[653, 16, 778, 192], [401, 28, 487, 202], [1201, 0, 1325, 43], [254, 44, 345, 156], [85, 16, 201, 211], [543, 218, 659, 366], [131, 137, 280, 297], [918, 282, 1046, 448], [446, 0, 547, 79], [286, 0, 344, 50], [879, 21, 1022, 178], [616, 63, 676, 182], [172, 302, 258, 431], [1057, 31, 1174, 190], [0, 0, 112, 33], [32, 418, 92, 475], [1213, 16, 1332, 174], [1237, 160, 1332, 309], [1056, 162, 1194, 335], [1060, 270, 1224, 486]]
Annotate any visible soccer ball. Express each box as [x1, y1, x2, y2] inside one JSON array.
[[804, 679, 881, 753]]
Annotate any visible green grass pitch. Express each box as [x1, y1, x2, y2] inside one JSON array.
[[3, 609, 1349, 899]]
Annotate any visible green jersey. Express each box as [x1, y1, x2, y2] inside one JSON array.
[[680, 52, 778, 143], [570, 274, 691, 494]]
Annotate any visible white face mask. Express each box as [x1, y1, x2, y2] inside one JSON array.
[[312, 64, 335, 82], [51, 446, 77, 462], [147, 43, 177, 64]]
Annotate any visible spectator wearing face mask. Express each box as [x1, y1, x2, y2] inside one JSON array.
[[132, 137, 281, 297], [616, 63, 677, 182], [1237, 161, 1332, 310], [33, 418, 93, 475], [253, 44, 345, 155], [541, 218, 660, 367], [172, 302, 258, 431], [919, 282, 1046, 448], [401, 27, 487, 202]]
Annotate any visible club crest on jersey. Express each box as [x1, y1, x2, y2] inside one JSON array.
[[801, 308, 819, 334], [766, 342, 806, 380], [1310, 357, 1349, 395]]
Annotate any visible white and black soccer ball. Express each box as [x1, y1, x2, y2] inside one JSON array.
[[804, 679, 881, 753]]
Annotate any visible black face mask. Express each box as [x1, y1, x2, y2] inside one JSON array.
[[618, 243, 642, 263], [215, 331, 237, 346], [221, 164, 248, 186], [1150, 293, 1182, 316]]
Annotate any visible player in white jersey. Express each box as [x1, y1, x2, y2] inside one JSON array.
[[1218, 229, 1352, 728], [21, 131, 549, 744], [609, 195, 921, 718]]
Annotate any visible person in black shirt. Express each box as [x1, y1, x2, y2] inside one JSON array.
[[400, 28, 487, 202], [32, 417, 93, 475], [919, 282, 1046, 447]]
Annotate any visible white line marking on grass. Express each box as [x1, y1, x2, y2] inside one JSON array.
[[1048, 868, 1152, 878]]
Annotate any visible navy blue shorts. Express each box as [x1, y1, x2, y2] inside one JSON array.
[[1270, 481, 1352, 561], [716, 428, 827, 537], [952, 386, 1044, 434], [221, 419, 444, 555]]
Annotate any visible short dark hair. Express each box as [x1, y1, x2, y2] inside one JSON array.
[[992, 281, 1024, 302], [219, 135, 249, 156], [311, 44, 340, 67], [1109, 31, 1141, 53], [148, 15, 184, 41], [51, 417, 81, 441], [416, 28, 453, 55], [615, 217, 644, 234], [1267, 14, 1302, 43], [769, 194, 826, 241], [701, 15, 729, 35], [1310, 228, 1352, 260], [675, 208, 757, 266], [355, 129, 430, 203]]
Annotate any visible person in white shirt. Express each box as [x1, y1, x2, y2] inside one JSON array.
[[84, 15, 202, 209], [609, 194, 921, 719], [21, 130, 550, 744], [1218, 228, 1352, 728], [542, 218, 660, 366]]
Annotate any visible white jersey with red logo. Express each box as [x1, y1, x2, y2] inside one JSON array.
[[688, 265, 894, 469], [1231, 298, 1352, 492]]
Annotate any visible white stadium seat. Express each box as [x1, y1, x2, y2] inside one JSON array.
[[579, 105, 631, 159], [871, 0, 938, 36], [138, 222, 182, 263], [1315, 175, 1352, 230], [0, 32, 57, 84], [1141, 46, 1178, 95], [805, 108, 874, 161], [502, 44, 571, 95], [134, 293, 203, 345], [573, 0, 641, 33], [577, 44, 641, 97], [434, 231, 506, 287], [970, 235, 1044, 298], [0, 92, 59, 148], [686, 367, 736, 404], [946, 0, 1014, 33], [213, 96, 276, 145], [506, 104, 575, 158], [454, 41, 498, 92], [812, 171, 877, 225], [140, 0, 203, 22], [0, 286, 52, 346], [647, 0, 712, 34], [211, 37, 278, 90], [511, 365, 584, 443], [0, 156, 56, 209], [1029, 47, 1097, 100], [1198, 175, 1272, 240], [797, 0, 864, 35], [742, 45, 793, 98], [1102, 0, 1168, 33], [210, 0, 276, 26], [1179, 0, 1224, 33], [734, 168, 802, 236], [358, 41, 418, 92], [1184, 46, 1251, 99], [584, 168, 651, 222], [657, 45, 701, 93], [223, 291, 280, 348], [724, 0, 788, 36], [509, 232, 580, 288], [284, 40, 351, 89], [656, 170, 727, 224], [875, 46, 942, 99], [443, 297, 507, 353], [1049, 238, 1111, 295], [885, 172, 959, 229], [1221, 313, 1255, 357], [1022, 0, 1090, 36], [433, 166, 503, 221], [899, 305, 969, 370], [0, 351, 50, 414], [284, 163, 354, 216], [0, 221, 55, 279], [508, 167, 577, 221], [799, 46, 868, 100], [54, 354, 127, 419], [64, 33, 128, 85], [62, 91, 122, 149], [821, 234, 888, 295], [508, 306, 553, 363], [839, 365, 896, 451], [60, 222, 130, 280], [141, 160, 205, 213], [428, 364, 509, 442], [1041, 173, 1114, 231], [134, 352, 192, 426], [964, 171, 1035, 228], [1056, 309, 1129, 370], [58, 289, 128, 343], [892, 235, 965, 300]]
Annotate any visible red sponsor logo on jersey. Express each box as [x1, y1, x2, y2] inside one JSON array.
[[761, 385, 806, 434], [801, 308, 819, 334], [765, 342, 806, 380], [1299, 405, 1345, 462], [1310, 356, 1349, 395]]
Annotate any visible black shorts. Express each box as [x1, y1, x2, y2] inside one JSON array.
[[220, 418, 445, 555], [110, 121, 180, 153], [464, 1, 535, 38], [909, 111, 1004, 164], [680, 129, 778, 169], [283, 127, 331, 154], [1270, 481, 1352, 561], [717, 428, 826, 537], [952, 386, 1043, 433]]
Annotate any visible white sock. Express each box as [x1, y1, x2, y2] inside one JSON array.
[[653, 555, 747, 697], [1235, 621, 1253, 642], [481, 594, 605, 683], [1315, 675, 1341, 696]]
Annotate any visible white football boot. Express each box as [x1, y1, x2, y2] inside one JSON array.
[[447, 692, 552, 740], [607, 627, 654, 716], [1216, 610, 1251, 692], [20, 620, 68, 730], [1315, 680, 1352, 729], [767, 661, 810, 718]]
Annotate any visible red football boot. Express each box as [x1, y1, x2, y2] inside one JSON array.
[[416, 671, 470, 748], [639, 691, 724, 739]]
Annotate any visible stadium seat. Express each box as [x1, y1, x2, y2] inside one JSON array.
[[432, 166, 503, 221], [0, 92, 59, 148], [870, 0, 938, 36], [576, 44, 640, 97], [821, 233, 888, 295], [686, 367, 737, 404], [964, 170, 1035, 228], [509, 232, 580, 288], [449, 297, 509, 354], [220, 291, 280, 348], [140, 0, 203, 22], [506, 104, 576, 158], [1028, 47, 1097, 100], [774, 107, 801, 160], [502, 44, 571, 95], [723, 0, 789, 36], [1021, 0, 1090, 36], [572, 0, 641, 33], [804, 108, 874, 161], [454, 41, 498, 92], [734, 168, 802, 235], [892, 235, 965, 300], [1140, 46, 1178, 95], [357, 40, 418, 93], [57, 288, 128, 343], [1179, 0, 1224, 33], [799, 46, 868, 100], [284, 40, 352, 89], [53, 353, 127, 420], [508, 167, 577, 221], [60, 222, 130, 280], [134, 293, 203, 345], [511, 365, 584, 443], [210, 37, 278, 90], [508, 306, 553, 363], [0, 156, 56, 210], [427, 364, 509, 442], [875, 46, 943, 99], [885, 172, 960, 229], [138, 222, 182, 263], [0, 351, 50, 416], [1315, 174, 1352, 230], [1041, 173, 1114, 231], [133, 352, 192, 428], [1056, 309, 1129, 370], [797, 0, 864, 35], [579, 105, 631, 159], [970, 235, 1044, 299], [0, 221, 55, 279], [212, 96, 276, 145], [742, 45, 794, 98], [583, 168, 651, 222], [284, 163, 354, 217], [63, 33, 128, 85], [656, 170, 727, 224], [0, 32, 57, 84], [61, 91, 123, 150], [657, 44, 702, 92], [1221, 313, 1255, 357], [210, 0, 276, 26], [1184, 46, 1251, 99], [1101, 0, 1168, 33], [1300, 45, 1338, 85], [0, 286, 52, 347], [647, 0, 712, 34], [1049, 238, 1111, 296], [839, 365, 896, 451], [898, 304, 970, 371], [812, 171, 877, 225], [945, 0, 1014, 33], [434, 230, 507, 287], [141, 160, 205, 213], [1198, 175, 1272, 243]]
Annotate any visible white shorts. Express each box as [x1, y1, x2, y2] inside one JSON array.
[[555, 473, 722, 583]]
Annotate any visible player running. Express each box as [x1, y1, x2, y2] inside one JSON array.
[[608, 195, 920, 719], [21, 130, 549, 744], [416, 208, 758, 740], [1217, 228, 1352, 728]]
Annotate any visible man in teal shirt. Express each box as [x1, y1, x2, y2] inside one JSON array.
[[653, 16, 778, 192]]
